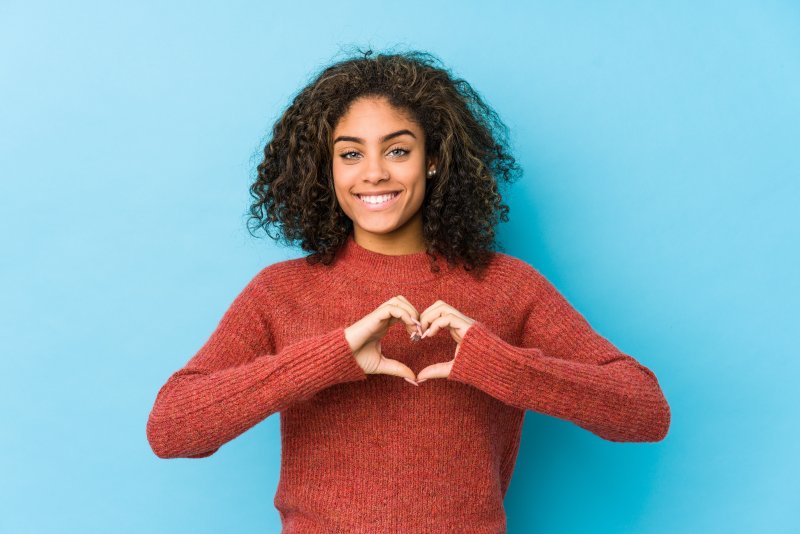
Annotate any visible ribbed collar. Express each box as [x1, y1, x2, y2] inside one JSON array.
[[333, 232, 455, 284]]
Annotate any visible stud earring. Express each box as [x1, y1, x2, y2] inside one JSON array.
[[427, 168, 437, 177]]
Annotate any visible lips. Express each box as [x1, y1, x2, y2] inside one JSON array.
[[354, 191, 402, 197], [353, 191, 402, 210]]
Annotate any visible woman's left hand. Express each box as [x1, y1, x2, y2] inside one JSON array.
[[415, 300, 475, 383]]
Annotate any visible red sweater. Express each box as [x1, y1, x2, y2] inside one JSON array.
[[146, 233, 671, 533]]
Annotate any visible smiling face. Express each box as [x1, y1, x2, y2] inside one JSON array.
[[331, 95, 435, 252]]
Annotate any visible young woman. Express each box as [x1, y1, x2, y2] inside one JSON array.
[[146, 48, 671, 533]]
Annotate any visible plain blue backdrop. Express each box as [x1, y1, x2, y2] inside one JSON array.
[[2, 1, 798, 532]]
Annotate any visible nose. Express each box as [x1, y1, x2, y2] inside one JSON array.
[[364, 153, 389, 183]]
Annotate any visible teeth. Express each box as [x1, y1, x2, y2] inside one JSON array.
[[358, 192, 399, 204]]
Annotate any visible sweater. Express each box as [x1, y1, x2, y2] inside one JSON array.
[[146, 232, 671, 533]]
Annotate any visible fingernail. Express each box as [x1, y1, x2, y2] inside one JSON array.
[[404, 377, 419, 386], [420, 328, 430, 339], [417, 378, 428, 383]]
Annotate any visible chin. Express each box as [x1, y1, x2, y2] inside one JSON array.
[[353, 221, 402, 235]]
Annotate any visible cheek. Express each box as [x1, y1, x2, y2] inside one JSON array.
[[331, 178, 357, 215], [332, 163, 358, 186], [331, 166, 352, 193], [335, 187, 354, 211]]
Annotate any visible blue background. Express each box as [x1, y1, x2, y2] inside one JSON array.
[[2, 1, 798, 532]]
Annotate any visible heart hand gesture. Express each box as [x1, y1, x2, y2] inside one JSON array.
[[415, 300, 475, 383], [344, 295, 423, 384]]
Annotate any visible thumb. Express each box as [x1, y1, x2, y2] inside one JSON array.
[[374, 356, 417, 382], [416, 361, 452, 382]]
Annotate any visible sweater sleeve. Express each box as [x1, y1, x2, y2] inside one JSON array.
[[146, 270, 367, 459], [447, 264, 671, 443]]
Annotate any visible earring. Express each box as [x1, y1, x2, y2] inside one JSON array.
[[427, 168, 437, 177]]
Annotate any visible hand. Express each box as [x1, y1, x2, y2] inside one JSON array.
[[344, 295, 423, 385], [415, 300, 476, 383]]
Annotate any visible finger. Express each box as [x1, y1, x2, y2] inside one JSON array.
[[393, 295, 421, 320], [392, 296, 423, 336], [418, 300, 442, 331], [416, 361, 452, 381], [421, 305, 468, 334], [374, 356, 418, 382], [381, 303, 422, 337], [419, 300, 448, 332], [386, 295, 418, 320], [422, 313, 468, 341], [385, 298, 420, 332], [420, 314, 447, 339], [394, 295, 423, 335]]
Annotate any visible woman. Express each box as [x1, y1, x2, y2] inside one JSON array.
[[146, 48, 671, 533]]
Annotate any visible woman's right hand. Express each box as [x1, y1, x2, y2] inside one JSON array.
[[344, 296, 423, 385]]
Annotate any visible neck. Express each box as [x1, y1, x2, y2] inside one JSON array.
[[352, 214, 426, 256], [333, 229, 452, 284]]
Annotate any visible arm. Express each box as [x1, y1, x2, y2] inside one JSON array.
[[145, 271, 367, 459], [448, 265, 671, 443]]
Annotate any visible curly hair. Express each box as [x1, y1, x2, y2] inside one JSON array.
[[247, 45, 523, 277]]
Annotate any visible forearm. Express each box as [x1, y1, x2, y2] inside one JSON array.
[[146, 327, 366, 458], [448, 321, 671, 442]]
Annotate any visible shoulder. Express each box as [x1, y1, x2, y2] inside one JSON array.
[[457, 251, 549, 310], [482, 252, 570, 311], [248, 256, 312, 288], [245, 255, 330, 301], [484, 251, 547, 288]]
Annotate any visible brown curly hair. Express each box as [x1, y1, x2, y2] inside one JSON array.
[[247, 45, 523, 277]]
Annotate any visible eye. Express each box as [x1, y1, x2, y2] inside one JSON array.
[[338, 147, 410, 161]]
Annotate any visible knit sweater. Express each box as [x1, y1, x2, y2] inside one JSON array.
[[146, 232, 671, 533]]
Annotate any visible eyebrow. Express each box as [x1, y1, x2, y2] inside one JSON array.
[[332, 129, 417, 145]]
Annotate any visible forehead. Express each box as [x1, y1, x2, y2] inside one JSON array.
[[334, 96, 419, 133]]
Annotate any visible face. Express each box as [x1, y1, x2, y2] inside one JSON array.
[[331, 95, 435, 242]]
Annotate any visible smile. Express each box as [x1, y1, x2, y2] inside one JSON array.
[[354, 191, 401, 211]]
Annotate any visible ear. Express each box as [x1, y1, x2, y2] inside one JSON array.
[[427, 158, 438, 177]]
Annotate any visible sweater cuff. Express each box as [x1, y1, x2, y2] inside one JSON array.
[[276, 326, 367, 399], [447, 321, 532, 407]]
